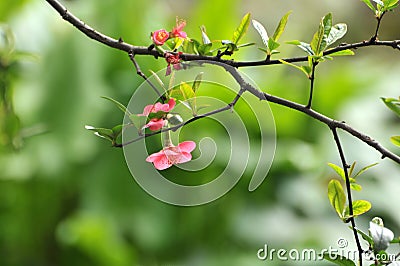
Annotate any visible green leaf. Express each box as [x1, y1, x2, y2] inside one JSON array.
[[200, 25, 211, 44], [272, 10, 292, 41], [237, 42, 255, 48], [348, 162, 356, 176], [252, 19, 269, 49], [192, 72, 203, 93], [390, 237, 400, 244], [232, 13, 251, 45], [173, 37, 184, 50], [351, 226, 374, 246], [348, 200, 372, 217], [322, 253, 356, 266], [311, 13, 332, 56], [361, 0, 376, 11], [328, 163, 345, 180], [101, 96, 130, 115], [390, 136, 400, 147], [328, 49, 355, 57], [279, 59, 311, 78], [267, 39, 280, 52], [85, 125, 114, 142], [381, 97, 400, 117], [128, 114, 147, 131], [327, 23, 348, 46], [353, 162, 378, 178], [180, 81, 195, 100], [197, 43, 213, 56], [328, 179, 346, 218], [287, 40, 315, 56], [384, 0, 399, 10], [149, 70, 166, 93], [350, 183, 362, 191]]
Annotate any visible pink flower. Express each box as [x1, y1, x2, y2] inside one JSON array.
[[165, 52, 182, 76], [140, 98, 176, 116], [142, 118, 165, 131], [146, 141, 196, 170], [152, 29, 169, 45], [171, 19, 187, 39], [138, 98, 176, 131]]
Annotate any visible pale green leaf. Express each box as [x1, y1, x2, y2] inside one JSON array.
[[328, 162, 345, 180], [347, 200, 371, 217], [192, 72, 203, 93], [101, 96, 130, 115], [272, 10, 292, 41], [390, 136, 400, 147], [350, 183, 362, 191], [251, 19, 269, 48], [327, 23, 348, 46], [149, 70, 166, 93], [381, 97, 400, 117], [279, 59, 311, 78], [328, 179, 346, 218], [200, 25, 211, 44], [328, 49, 355, 57], [232, 13, 251, 45], [361, 0, 376, 10], [353, 162, 378, 178], [287, 40, 314, 56], [311, 13, 332, 55]]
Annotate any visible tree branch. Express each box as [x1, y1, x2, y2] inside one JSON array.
[[45, 0, 400, 69], [214, 62, 400, 164]]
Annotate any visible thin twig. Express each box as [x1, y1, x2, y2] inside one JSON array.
[[371, 13, 385, 41], [331, 127, 363, 265], [115, 88, 245, 147], [128, 51, 165, 101], [306, 61, 318, 109]]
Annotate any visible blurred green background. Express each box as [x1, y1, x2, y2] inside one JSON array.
[[1, 0, 400, 265]]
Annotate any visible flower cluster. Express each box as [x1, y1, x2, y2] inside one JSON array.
[[138, 98, 176, 131], [137, 98, 196, 170], [151, 18, 187, 46]]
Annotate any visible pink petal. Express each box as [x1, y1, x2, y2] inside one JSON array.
[[178, 141, 196, 153], [166, 65, 171, 76], [174, 152, 192, 164], [141, 104, 155, 116], [153, 154, 173, 170], [145, 119, 165, 131], [177, 31, 187, 39], [173, 63, 181, 70], [146, 150, 165, 162], [167, 98, 176, 111]]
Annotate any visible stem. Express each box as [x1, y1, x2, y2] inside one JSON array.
[[128, 51, 165, 102], [306, 61, 317, 109], [331, 127, 363, 265], [371, 13, 385, 41]]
